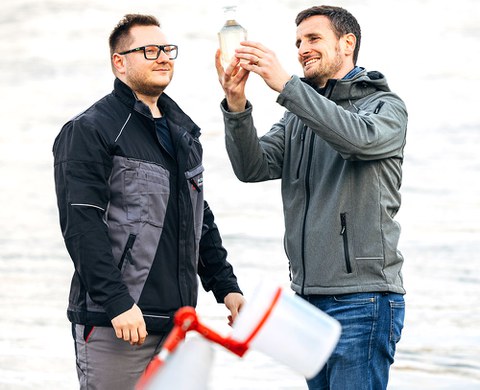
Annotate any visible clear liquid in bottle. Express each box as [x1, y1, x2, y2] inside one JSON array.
[[218, 6, 247, 67]]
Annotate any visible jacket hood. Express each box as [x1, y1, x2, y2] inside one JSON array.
[[301, 69, 391, 101]]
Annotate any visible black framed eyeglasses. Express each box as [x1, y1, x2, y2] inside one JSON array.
[[118, 44, 178, 60]]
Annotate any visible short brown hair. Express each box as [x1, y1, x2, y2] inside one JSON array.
[[295, 6, 361, 64], [109, 14, 160, 56]]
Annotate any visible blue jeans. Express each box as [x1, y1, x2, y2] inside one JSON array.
[[300, 292, 405, 390]]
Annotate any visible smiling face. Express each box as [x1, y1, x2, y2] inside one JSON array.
[[112, 25, 174, 98], [296, 15, 356, 88]]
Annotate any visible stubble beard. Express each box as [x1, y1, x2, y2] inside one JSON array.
[[127, 66, 171, 97], [304, 45, 343, 88], [129, 76, 167, 97]]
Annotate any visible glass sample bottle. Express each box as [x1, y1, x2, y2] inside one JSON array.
[[218, 6, 247, 67]]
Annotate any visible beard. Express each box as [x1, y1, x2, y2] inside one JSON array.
[[303, 44, 343, 88], [128, 75, 168, 97], [126, 64, 172, 97]]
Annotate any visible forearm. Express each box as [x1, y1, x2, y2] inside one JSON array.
[[222, 100, 283, 182], [63, 206, 134, 319], [198, 202, 242, 302], [278, 76, 407, 160]]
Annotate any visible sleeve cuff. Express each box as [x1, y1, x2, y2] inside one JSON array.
[[103, 294, 135, 320]]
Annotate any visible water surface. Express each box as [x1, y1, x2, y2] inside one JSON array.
[[0, 0, 479, 388]]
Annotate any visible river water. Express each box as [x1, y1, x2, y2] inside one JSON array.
[[0, 0, 479, 388]]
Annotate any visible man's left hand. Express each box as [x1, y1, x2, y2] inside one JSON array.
[[235, 41, 292, 93], [224, 292, 246, 326]]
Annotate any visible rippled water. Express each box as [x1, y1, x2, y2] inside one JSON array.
[[1, 0, 479, 388]]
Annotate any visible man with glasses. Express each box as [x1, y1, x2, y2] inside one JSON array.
[[53, 14, 245, 389], [216, 5, 407, 390]]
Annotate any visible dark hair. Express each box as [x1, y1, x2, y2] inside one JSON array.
[[295, 5, 361, 64], [109, 14, 160, 56]]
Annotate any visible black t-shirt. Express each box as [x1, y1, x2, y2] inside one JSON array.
[[155, 116, 175, 157]]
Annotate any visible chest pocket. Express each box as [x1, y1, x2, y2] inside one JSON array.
[[124, 161, 170, 227]]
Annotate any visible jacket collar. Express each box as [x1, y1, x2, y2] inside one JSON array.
[[112, 78, 201, 138], [301, 68, 391, 101]]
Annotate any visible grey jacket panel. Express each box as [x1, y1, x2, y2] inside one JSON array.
[[107, 156, 170, 303], [222, 70, 407, 295]]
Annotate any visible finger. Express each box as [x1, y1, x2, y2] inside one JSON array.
[[113, 326, 123, 339], [247, 54, 262, 66], [240, 40, 267, 51], [129, 328, 139, 345], [238, 300, 245, 313], [232, 67, 250, 87], [215, 49, 225, 77], [138, 324, 148, 346], [215, 48, 240, 75], [238, 41, 269, 58], [239, 62, 259, 73], [225, 56, 241, 77], [138, 334, 147, 346], [122, 328, 130, 342]]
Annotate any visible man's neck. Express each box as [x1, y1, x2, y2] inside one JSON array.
[[136, 92, 162, 118], [315, 65, 358, 89]]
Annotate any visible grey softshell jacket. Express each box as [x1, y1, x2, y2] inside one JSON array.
[[222, 70, 407, 296]]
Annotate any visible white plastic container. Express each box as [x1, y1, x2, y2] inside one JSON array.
[[144, 336, 214, 390], [231, 283, 341, 379]]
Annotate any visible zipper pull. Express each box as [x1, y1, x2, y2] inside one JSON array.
[[374, 101, 385, 114], [189, 178, 201, 193], [301, 125, 307, 141], [340, 213, 347, 235]]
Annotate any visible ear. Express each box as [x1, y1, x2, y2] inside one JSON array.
[[112, 53, 126, 75], [342, 33, 357, 57]]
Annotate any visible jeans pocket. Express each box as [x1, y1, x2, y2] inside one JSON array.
[[331, 294, 376, 346]]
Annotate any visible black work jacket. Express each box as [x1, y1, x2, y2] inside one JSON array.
[[53, 78, 241, 332]]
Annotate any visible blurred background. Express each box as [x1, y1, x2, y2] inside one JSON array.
[[0, 0, 479, 388]]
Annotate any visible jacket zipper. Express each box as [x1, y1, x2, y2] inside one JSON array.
[[177, 132, 195, 307], [300, 131, 316, 295], [374, 100, 385, 114], [340, 213, 353, 273], [118, 234, 137, 271], [296, 126, 307, 179]]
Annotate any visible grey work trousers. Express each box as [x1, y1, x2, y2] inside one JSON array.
[[73, 324, 166, 390]]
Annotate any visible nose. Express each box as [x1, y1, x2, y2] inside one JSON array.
[[156, 49, 171, 62], [297, 41, 311, 57], [297, 44, 311, 64]]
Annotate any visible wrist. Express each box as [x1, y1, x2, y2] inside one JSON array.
[[226, 98, 247, 113], [281, 75, 293, 91]]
